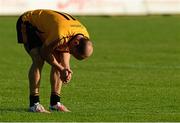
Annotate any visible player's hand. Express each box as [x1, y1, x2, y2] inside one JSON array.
[[60, 68, 72, 84], [63, 68, 72, 84], [65, 71, 72, 83]]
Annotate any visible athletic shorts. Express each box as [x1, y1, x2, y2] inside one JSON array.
[[16, 15, 43, 53]]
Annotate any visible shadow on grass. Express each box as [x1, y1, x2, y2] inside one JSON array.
[[0, 107, 28, 113]]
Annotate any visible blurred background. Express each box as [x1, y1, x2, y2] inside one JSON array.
[[1, 0, 180, 16]]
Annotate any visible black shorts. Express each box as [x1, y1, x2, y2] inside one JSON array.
[[16, 16, 43, 53]]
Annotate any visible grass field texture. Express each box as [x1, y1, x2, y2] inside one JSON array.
[[0, 16, 180, 121]]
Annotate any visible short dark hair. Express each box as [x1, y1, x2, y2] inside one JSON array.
[[76, 36, 90, 56]]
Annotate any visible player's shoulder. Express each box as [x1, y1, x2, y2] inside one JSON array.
[[43, 10, 79, 22], [31, 9, 57, 16], [23, 9, 78, 22], [24, 9, 58, 17]]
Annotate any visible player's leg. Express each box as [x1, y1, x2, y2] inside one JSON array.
[[23, 22, 49, 113], [28, 48, 44, 103], [49, 52, 70, 112], [27, 48, 51, 113], [16, 16, 49, 113], [50, 66, 62, 104], [25, 46, 50, 113]]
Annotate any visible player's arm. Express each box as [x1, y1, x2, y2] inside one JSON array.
[[61, 52, 71, 69], [61, 52, 72, 83], [40, 39, 64, 71]]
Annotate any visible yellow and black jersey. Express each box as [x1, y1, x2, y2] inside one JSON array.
[[18, 9, 89, 52]]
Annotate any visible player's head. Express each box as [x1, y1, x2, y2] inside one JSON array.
[[69, 34, 93, 60]]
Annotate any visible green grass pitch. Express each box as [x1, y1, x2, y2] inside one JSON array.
[[0, 15, 180, 121]]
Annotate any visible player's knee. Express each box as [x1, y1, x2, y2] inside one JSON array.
[[51, 66, 60, 73], [30, 53, 44, 66], [32, 56, 44, 66], [30, 48, 44, 66]]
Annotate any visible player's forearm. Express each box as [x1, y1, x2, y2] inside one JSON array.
[[61, 52, 71, 69], [40, 41, 65, 71], [61, 52, 72, 83], [40, 50, 64, 71], [47, 54, 64, 71]]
